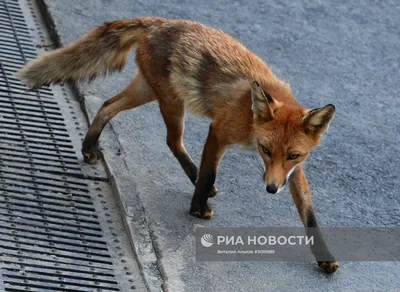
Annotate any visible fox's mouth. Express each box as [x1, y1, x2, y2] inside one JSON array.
[[276, 183, 286, 194]]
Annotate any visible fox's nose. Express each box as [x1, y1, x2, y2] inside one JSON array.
[[266, 184, 278, 194]]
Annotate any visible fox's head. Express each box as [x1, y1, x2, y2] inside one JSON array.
[[251, 81, 335, 194]]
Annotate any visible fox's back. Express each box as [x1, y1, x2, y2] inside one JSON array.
[[136, 20, 273, 116]]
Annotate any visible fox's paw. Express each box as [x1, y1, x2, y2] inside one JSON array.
[[208, 186, 219, 198], [190, 202, 213, 219], [318, 260, 339, 274], [82, 147, 101, 164]]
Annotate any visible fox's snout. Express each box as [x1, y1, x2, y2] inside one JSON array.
[[263, 172, 288, 194], [265, 181, 287, 194], [266, 184, 278, 194]]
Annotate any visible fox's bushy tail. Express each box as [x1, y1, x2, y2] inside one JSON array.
[[17, 17, 165, 88]]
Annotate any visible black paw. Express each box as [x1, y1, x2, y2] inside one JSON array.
[[190, 202, 213, 219], [318, 260, 339, 274], [81, 146, 101, 164]]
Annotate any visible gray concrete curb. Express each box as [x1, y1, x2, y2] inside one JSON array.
[[35, 1, 166, 291]]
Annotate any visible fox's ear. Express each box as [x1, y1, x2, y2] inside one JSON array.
[[302, 104, 335, 134], [251, 81, 281, 123]]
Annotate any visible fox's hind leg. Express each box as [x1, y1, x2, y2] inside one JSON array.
[[82, 72, 156, 164], [159, 100, 218, 197]]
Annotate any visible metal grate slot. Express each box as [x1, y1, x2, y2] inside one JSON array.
[[0, 92, 59, 104], [0, 126, 69, 139], [0, 113, 68, 127], [0, 97, 61, 110], [0, 146, 77, 161]]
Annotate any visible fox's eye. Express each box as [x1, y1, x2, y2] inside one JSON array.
[[261, 146, 271, 156], [287, 154, 300, 160]]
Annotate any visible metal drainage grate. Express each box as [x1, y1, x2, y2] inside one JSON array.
[[0, 0, 144, 291]]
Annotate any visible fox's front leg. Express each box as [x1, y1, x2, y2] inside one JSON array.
[[190, 124, 226, 219], [289, 166, 339, 274]]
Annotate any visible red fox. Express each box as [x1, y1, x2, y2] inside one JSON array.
[[17, 17, 338, 273]]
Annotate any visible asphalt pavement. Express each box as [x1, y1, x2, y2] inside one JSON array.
[[40, 0, 399, 291]]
